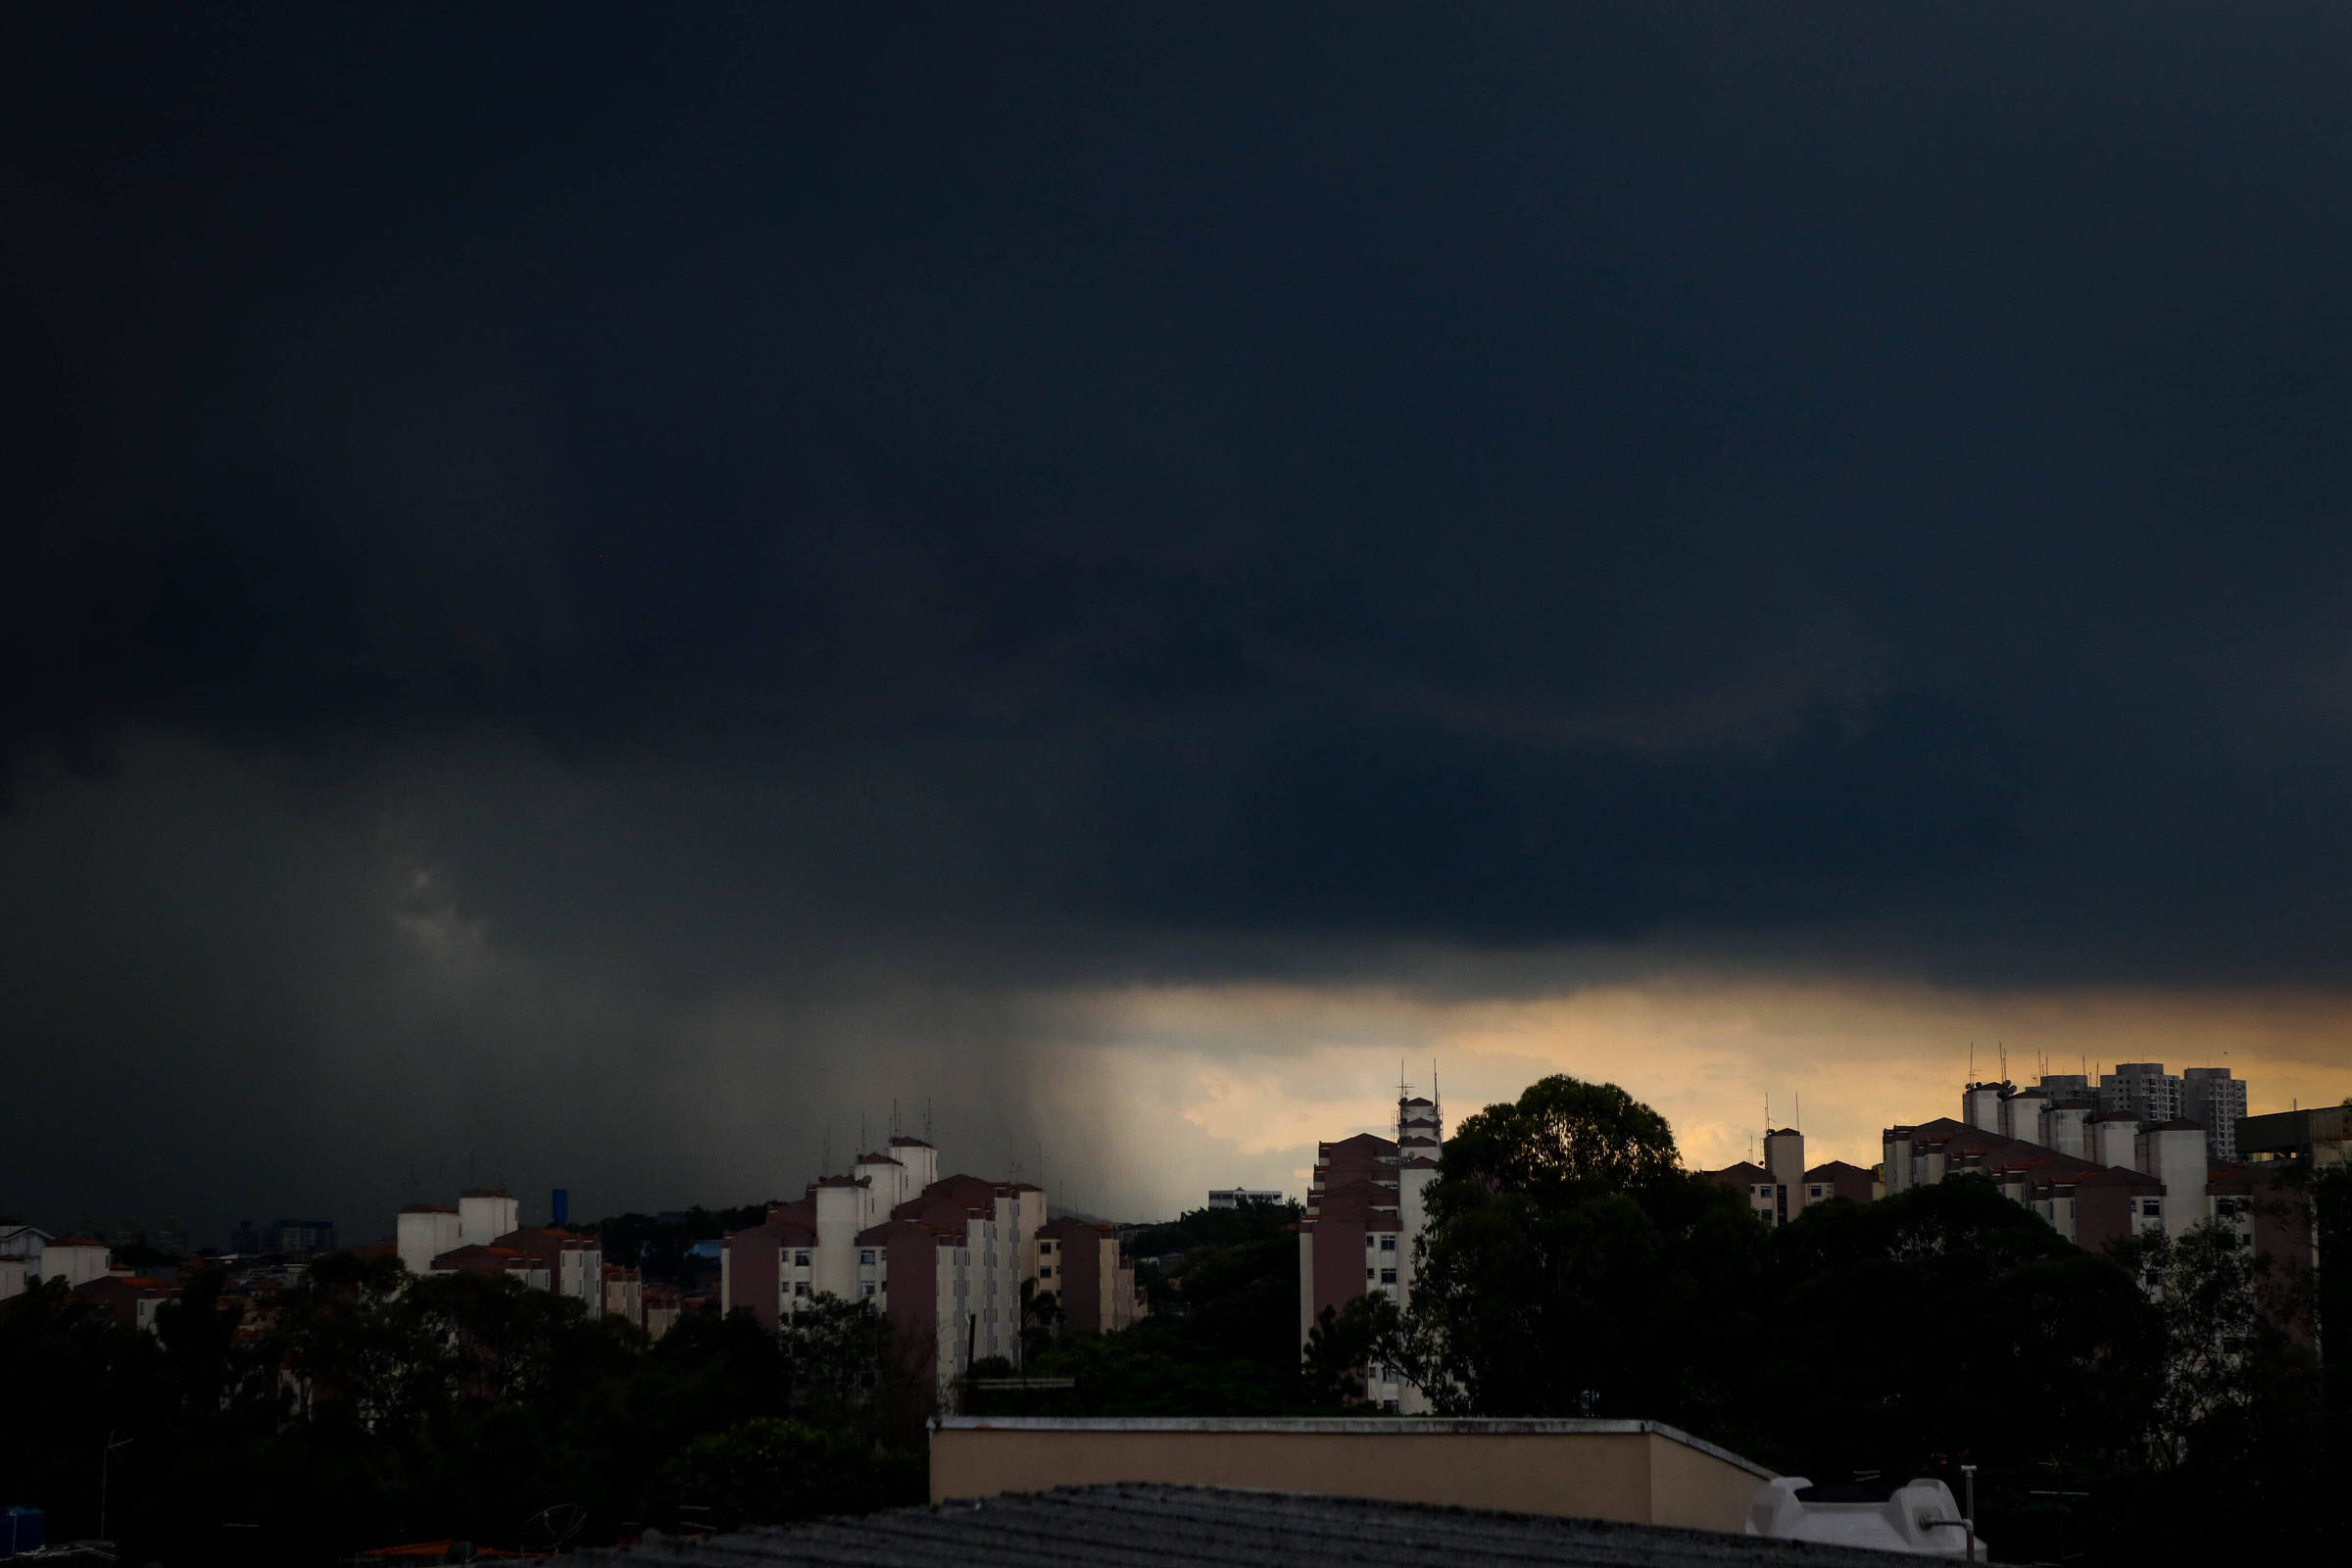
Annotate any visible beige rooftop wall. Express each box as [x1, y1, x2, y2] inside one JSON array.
[[929, 1417, 1773, 1535]]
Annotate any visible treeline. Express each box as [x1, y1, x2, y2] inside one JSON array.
[[1308, 1075, 2352, 1565], [0, 1255, 924, 1566], [983, 1199, 1348, 1416]]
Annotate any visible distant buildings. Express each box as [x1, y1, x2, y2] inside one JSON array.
[[1879, 1072, 2312, 1269], [1206, 1189, 1284, 1209], [270, 1219, 338, 1256], [1698, 1128, 1876, 1227], [222, 1217, 338, 1257], [721, 1134, 1138, 1395], [604, 1263, 644, 1327], [642, 1281, 685, 1339], [391, 1188, 604, 1317], [2183, 1068, 2249, 1162], [1036, 1216, 1142, 1335], [1298, 1094, 1442, 1413]]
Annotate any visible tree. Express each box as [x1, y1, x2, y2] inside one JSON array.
[[1748, 1178, 2161, 1489], [1400, 1075, 1762, 1420], [776, 1296, 931, 1446], [1300, 1292, 1400, 1405], [1437, 1076, 1683, 1202]]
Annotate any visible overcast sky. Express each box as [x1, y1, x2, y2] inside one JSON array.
[[7, 6, 2352, 1242]]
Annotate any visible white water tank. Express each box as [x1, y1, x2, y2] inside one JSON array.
[[1747, 1477, 1986, 1557]]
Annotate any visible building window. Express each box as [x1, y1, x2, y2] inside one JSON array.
[[2141, 1200, 2161, 1217], [1041, 1266, 1054, 1279], [1380, 1268, 1397, 1284], [859, 1282, 875, 1298], [859, 1250, 876, 1265], [1366, 1267, 1376, 1281], [794, 1251, 809, 1267], [795, 1282, 810, 1298], [1379, 1236, 1396, 1251]]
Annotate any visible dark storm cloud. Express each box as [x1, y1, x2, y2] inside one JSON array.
[[8, 5, 2352, 1231]]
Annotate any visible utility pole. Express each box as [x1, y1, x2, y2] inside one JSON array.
[[98, 1431, 132, 1543]]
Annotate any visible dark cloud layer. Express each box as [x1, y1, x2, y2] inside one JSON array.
[[7, 6, 2352, 1234]]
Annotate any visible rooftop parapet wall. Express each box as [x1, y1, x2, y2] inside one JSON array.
[[930, 1417, 1773, 1536]]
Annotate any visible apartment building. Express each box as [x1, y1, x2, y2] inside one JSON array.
[[2100, 1062, 2186, 1124], [1298, 1095, 1442, 1413], [1036, 1215, 1144, 1333], [1699, 1128, 1876, 1227], [604, 1263, 644, 1326], [721, 1135, 1064, 1395], [1968, 1065, 2247, 1166], [2183, 1068, 2249, 1162], [1881, 1110, 2309, 1268], [392, 1187, 604, 1315]]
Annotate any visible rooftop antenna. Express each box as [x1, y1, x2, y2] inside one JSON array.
[[822, 1128, 832, 1176], [860, 1112, 867, 1154], [925, 1099, 933, 1144], [892, 1099, 901, 1139], [1969, 1042, 1976, 1080]]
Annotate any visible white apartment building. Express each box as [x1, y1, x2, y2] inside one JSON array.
[[393, 1188, 603, 1316], [722, 1135, 1056, 1396]]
